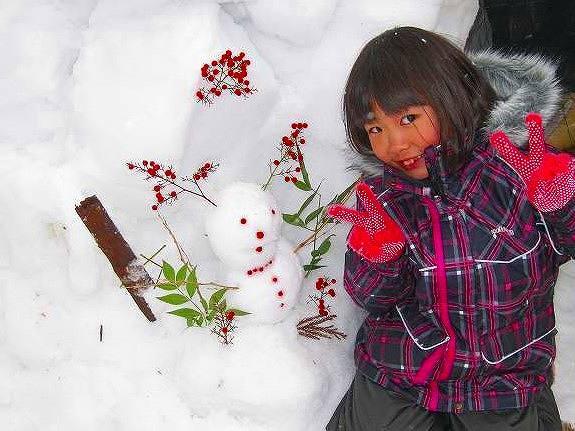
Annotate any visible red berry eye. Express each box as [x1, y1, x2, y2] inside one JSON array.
[[240, 218, 247, 224]]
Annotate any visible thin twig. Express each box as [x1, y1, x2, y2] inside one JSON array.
[[157, 213, 190, 265]]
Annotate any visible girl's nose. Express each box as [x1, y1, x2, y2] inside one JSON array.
[[388, 130, 410, 155]]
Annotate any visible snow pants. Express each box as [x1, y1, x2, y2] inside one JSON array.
[[325, 370, 562, 431]]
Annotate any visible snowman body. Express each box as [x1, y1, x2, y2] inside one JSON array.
[[206, 182, 303, 323]]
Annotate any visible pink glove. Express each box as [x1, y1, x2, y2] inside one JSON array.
[[490, 113, 575, 213], [327, 182, 405, 263]]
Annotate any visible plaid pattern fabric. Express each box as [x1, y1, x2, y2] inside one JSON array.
[[345, 138, 575, 413]]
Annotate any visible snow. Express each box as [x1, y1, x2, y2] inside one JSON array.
[[1, 0, 574, 429]]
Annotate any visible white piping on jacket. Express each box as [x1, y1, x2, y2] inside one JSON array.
[[395, 305, 450, 351], [475, 232, 541, 264], [481, 326, 557, 365], [537, 213, 565, 255]]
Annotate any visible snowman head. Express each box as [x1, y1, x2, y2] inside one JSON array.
[[205, 182, 282, 270]]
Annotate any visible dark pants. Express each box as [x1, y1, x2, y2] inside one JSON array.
[[326, 371, 562, 430]]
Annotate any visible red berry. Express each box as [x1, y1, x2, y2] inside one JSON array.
[[256, 231, 264, 239], [215, 90, 221, 96], [213, 69, 219, 75], [147, 168, 155, 175], [211, 61, 217, 66], [127, 163, 134, 169], [240, 218, 247, 224], [320, 310, 328, 316], [255, 246, 263, 253], [247, 270, 252, 275], [284, 176, 290, 182], [226, 311, 235, 321], [234, 89, 241, 96], [152, 205, 158, 210], [222, 84, 228, 89], [222, 327, 228, 334], [272, 277, 278, 283], [291, 177, 297, 184], [277, 290, 284, 297], [143, 160, 148, 166], [226, 50, 231, 56], [165, 169, 172, 176], [273, 160, 280, 166], [201, 172, 207, 178], [193, 174, 200, 180], [170, 191, 177, 197], [295, 167, 301, 172], [153, 185, 161, 192], [258, 267, 263, 272], [291, 123, 297, 129], [331, 279, 336, 284], [303, 123, 308, 128], [171, 174, 176, 179], [300, 139, 305, 144], [271, 209, 276, 214], [208, 76, 214, 82], [196, 91, 204, 99], [328, 289, 336, 297], [319, 299, 325, 305], [244, 80, 250, 85]]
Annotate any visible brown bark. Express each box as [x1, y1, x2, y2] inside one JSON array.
[[75, 195, 156, 321]]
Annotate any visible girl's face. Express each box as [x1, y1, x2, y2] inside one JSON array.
[[364, 103, 440, 180]]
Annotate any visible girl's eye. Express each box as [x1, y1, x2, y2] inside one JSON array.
[[400, 114, 417, 125], [367, 126, 382, 134]]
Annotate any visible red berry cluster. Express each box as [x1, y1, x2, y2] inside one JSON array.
[[311, 276, 337, 317], [127, 159, 180, 211], [190, 162, 218, 181], [213, 308, 237, 344], [264, 122, 309, 188], [195, 50, 256, 106]]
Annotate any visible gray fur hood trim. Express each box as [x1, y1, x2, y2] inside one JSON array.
[[471, 49, 562, 146], [347, 50, 563, 177]]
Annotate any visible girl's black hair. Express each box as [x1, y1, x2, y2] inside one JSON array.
[[343, 26, 497, 174]]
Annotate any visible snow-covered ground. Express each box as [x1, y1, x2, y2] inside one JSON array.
[[1, 1, 573, 429]]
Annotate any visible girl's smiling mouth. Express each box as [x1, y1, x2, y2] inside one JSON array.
[[397, 154, 424, 170]]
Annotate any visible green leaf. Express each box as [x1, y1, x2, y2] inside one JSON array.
[[196, 315, 204, 326], [157, 294, 188, 305], [336, 179, 359, 204], [282, 213, 305, 227], [294, 180, 312, 191], [296, 186, 320, 217], [162, 261, 175, 282], [227, 308, 251, 316], [168, 308, 201, 319], [209, 288, 227, 310], [200, 297, 208, 312], [304, 206, 324, 225], [303, 264, 326, 271], [218, 299, 227, 312], [176, 264, 188, 285], [156, 282, 177, 291], [186, 266, 198, 298], [317, 235, 334, 256], [296, 146, 312, 188], [206, 309, 217, 322]]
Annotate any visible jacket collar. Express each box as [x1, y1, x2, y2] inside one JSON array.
[[379, 134, 495, 204]]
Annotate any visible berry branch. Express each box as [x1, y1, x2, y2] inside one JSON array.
[[196, 50, 257, 106], [127, 159, 218, 209]]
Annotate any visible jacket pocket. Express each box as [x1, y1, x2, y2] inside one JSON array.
[[479, 308, 557, 377], [364, 303, 449, 377]]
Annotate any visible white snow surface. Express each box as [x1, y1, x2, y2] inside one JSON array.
[[2, 0, 574, 429]]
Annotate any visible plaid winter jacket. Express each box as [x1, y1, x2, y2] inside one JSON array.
[[343, 51, 575, 413]]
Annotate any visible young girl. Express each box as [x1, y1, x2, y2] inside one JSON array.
[[325, 26, 575, 430]]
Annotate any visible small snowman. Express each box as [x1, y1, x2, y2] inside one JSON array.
[[205, 182, 303, 324]]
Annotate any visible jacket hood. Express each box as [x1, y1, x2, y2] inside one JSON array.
[[347, 50, 563, 179]]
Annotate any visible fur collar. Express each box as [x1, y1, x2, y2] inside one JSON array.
[[347, 50, 563, 178]]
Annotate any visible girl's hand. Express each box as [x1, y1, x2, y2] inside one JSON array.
[[327, 182, 405, 263], [490, 112, 575, 212]]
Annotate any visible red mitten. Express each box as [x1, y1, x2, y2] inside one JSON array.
[[490, 113, 575, 213], [327, 182, 405, 263]]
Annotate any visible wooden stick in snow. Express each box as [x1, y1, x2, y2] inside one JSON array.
[[75, 195, 156, 322]]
